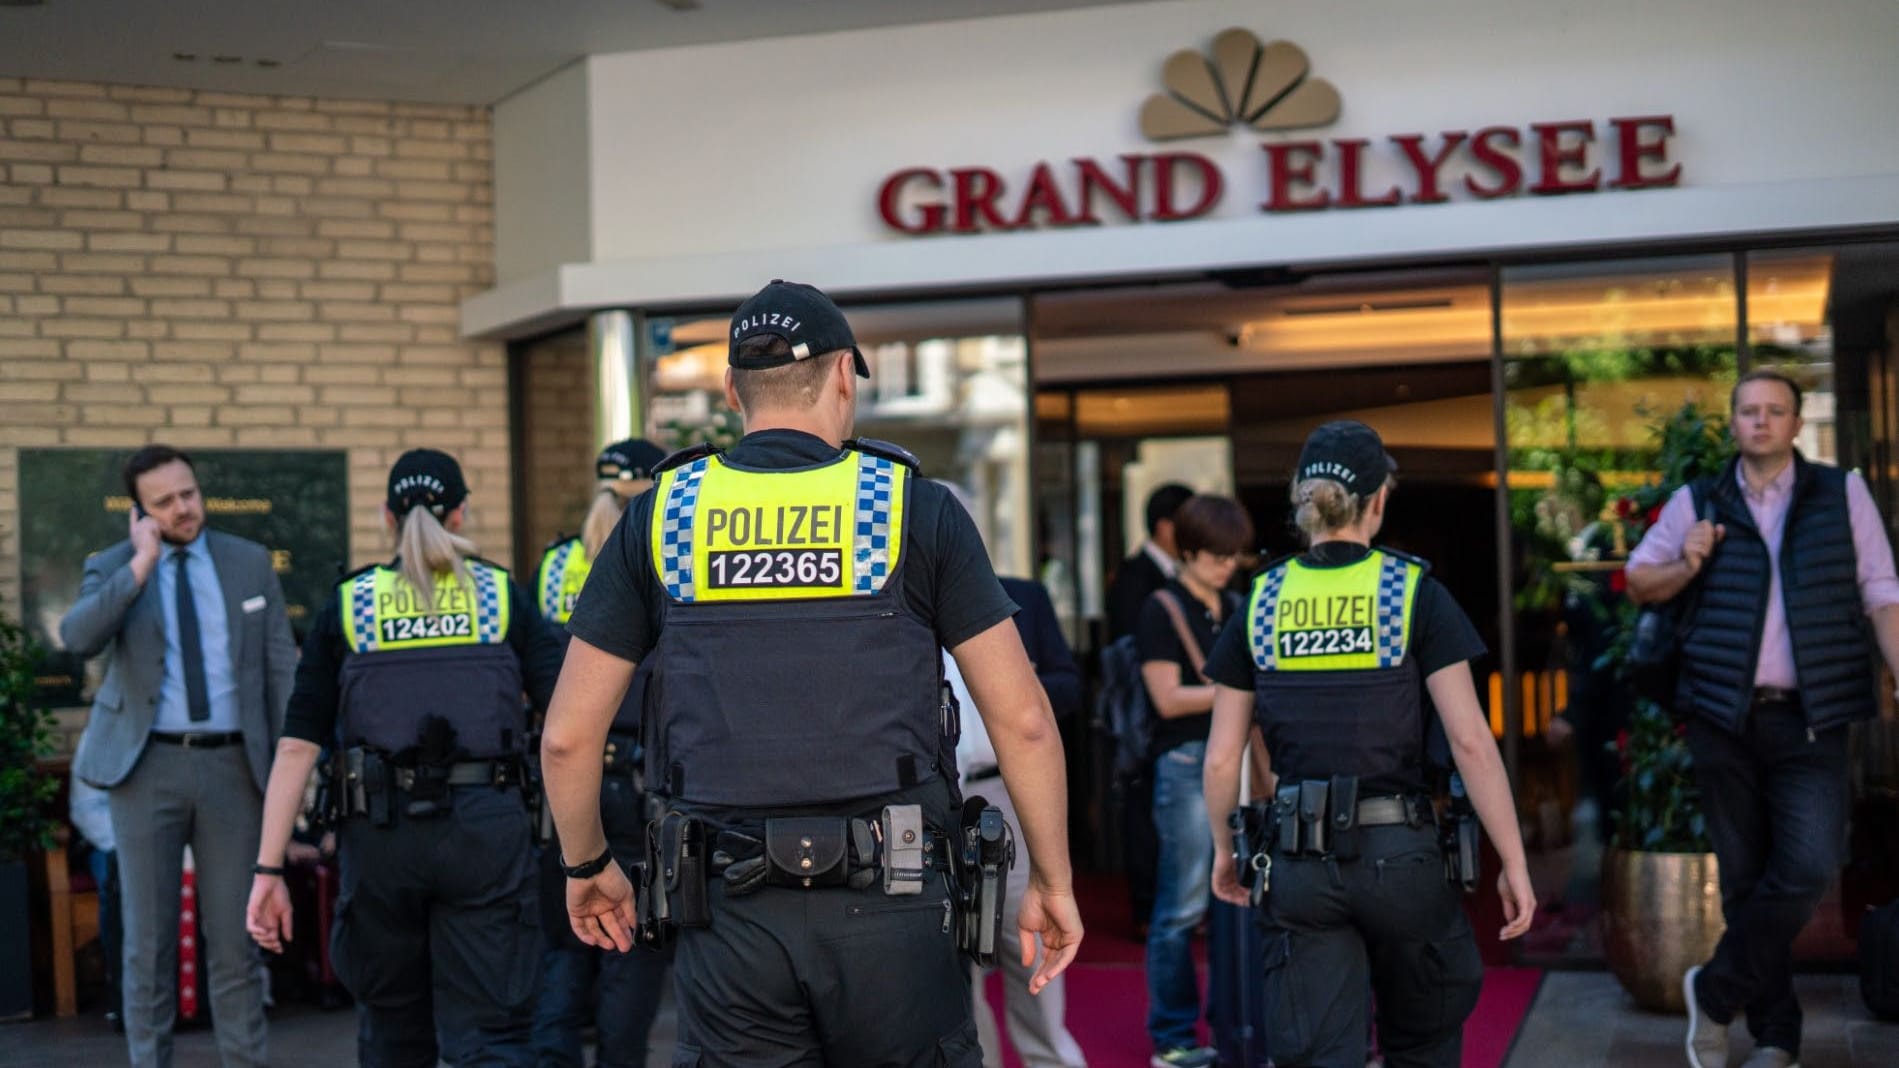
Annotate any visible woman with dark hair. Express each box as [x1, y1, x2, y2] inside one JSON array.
[[246, 448, 563, 1067], [1140, 493, 1254, 1068], [1201, 421, 1534, 1068]]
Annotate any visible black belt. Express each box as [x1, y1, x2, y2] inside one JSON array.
[[151, 731, 243, 749], [1273, 788, 1421, 828], [392, 760, 518, 791], [1752, 686, 1800, 706]]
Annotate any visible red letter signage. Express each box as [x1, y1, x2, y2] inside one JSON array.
[[878, 169, 947, 234], [1531, 121, 1601, 195], [1610, 115, 1681, 189], [1262, 142, 1330, 212]]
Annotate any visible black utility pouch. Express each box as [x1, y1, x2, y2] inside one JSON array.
[[1327, 775, 1361, 861], [764, 817, 849, 889], [1275, 798, 1299, 855], [1297, 780, 1329, 857], [364, 752, 394, 827], [660, 812, 710, 927]]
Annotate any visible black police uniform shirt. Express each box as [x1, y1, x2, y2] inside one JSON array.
[[1202, 541, 1487, 791], [282, 560, 564, 745], [564, 429, 1020, 825], [1137, 579, 1241, 756]]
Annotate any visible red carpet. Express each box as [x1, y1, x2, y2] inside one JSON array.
[[983, 879, 1544, 1068]]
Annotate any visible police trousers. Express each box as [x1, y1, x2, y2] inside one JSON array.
[[334, 786, 542, 1068], [1260, 823, 1484, 1068], [671, 868, 981, 1067], [533, 772, 673, 1068]]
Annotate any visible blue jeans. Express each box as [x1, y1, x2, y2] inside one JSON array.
[[1146, 740, 1213, 1051]]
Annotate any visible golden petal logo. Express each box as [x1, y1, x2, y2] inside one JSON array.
[[1140, 28, 1342, 142]]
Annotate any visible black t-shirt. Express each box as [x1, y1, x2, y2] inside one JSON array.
[[1204, 541, 1487, 690], [1137, 580, 1241, 755], [563, 429, 1019, 825], [282, 561, 564, 746]]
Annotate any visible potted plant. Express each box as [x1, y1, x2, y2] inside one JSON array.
[[0, 615, 57, 1022], [1592, 401, 1732, 1011]]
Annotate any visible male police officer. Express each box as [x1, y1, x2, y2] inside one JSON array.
[[540, 280, 1083, 1066]]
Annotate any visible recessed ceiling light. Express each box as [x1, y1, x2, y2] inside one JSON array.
[[651, 0, 700, 10], [173, 52, 198, 62], [213, 55, 242, 64], [0, 1, 50, 8], [256, 59, 279, 68]]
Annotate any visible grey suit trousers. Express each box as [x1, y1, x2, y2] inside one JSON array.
[[109, 741, 267, 1068]]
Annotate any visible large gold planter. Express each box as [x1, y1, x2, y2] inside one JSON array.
[[1601, 848, 1726, 1012]]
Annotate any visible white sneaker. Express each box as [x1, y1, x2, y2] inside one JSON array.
[[1683, 964, 1730, 1068], [1739, 1048, 1798, 1068]]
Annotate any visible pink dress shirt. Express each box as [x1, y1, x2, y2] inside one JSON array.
[[1627, 460, 1899, 688]]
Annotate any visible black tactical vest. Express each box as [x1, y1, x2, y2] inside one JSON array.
[[1677, 455, 1875, 733], [335, 561, 527, 759], [1246, 549, 1428, 792], [639, 443, 946, 808]]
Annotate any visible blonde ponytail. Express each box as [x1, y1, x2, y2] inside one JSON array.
[[396, 506, 477, 612], [1291, 474, 1396, 541], [581, 482, 631, 560]]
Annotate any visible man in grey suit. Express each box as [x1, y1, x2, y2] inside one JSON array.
[[60, 445, 297, 1068]]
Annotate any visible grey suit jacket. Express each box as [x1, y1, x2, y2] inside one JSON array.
[[60, 529, 298, 793]]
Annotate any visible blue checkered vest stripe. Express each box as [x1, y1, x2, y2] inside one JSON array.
[[853, 452, 898, 595], [349, 571, 380, 652], [658, 456, 710, 601], [541, 541, 575, 620]]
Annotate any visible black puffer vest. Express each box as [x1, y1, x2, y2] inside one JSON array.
[[1677, 454, 1875, 733]]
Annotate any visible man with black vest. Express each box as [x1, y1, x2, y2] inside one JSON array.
[[538, 280, 1083, 1066], [1628, 368, 1899, 1068]]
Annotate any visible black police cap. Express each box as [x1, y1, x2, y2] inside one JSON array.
[[1295, 420, 1396, 498], [728, 279, 870, 379]]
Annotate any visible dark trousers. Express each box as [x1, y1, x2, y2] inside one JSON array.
[[1261, 824, 1483, 1068], [334, 787, 542, 1068], [1121, 771, 1160, 929], [532, 775, 671, 1068], [671, 871, 981, 1067], [1687, 700, 1849, 1058]]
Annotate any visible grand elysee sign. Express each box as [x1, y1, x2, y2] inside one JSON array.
[[876, 28, 1681, 235]]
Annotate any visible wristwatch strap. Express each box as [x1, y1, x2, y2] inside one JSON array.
[[560, 847, 613, 880]]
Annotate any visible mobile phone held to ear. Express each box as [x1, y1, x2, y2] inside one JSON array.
[[133, 501, 148, 519]]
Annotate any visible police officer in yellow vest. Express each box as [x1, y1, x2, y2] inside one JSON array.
[[1200, 422, 1537, 1068], [531, 438, 672, 1068], [539, 280, 1084, 1067], [536, 439, 666, 629], [246, 449, 563, 1067]]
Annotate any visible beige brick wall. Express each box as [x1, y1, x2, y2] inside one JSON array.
[[0, 78, 506, 621], [519, 328, 595, 562]]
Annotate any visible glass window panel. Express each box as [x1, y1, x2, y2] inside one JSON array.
[[1501, 254, 1740, 965], [1748, 250, 1838, 463]]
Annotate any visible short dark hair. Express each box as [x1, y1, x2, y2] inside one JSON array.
[[1144, 483, 1195, 536], [729, 335, 844, 411], [1173, 495, 1255, 558], [123, 444, 194, 505], [1730, 368, 1803, 416]]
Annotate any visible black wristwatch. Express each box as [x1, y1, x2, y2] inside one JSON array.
[[560, 847, 614, 880]]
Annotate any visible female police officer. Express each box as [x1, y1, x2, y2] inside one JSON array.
[[532, 437, 672, 1068], [1200, 421, 1537, 1068], [246, 448, 562, 1067]]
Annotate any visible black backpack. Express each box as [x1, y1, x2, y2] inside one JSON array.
[[1095, 632, 1156, 779], [1862, 898, 1899, 1020]]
